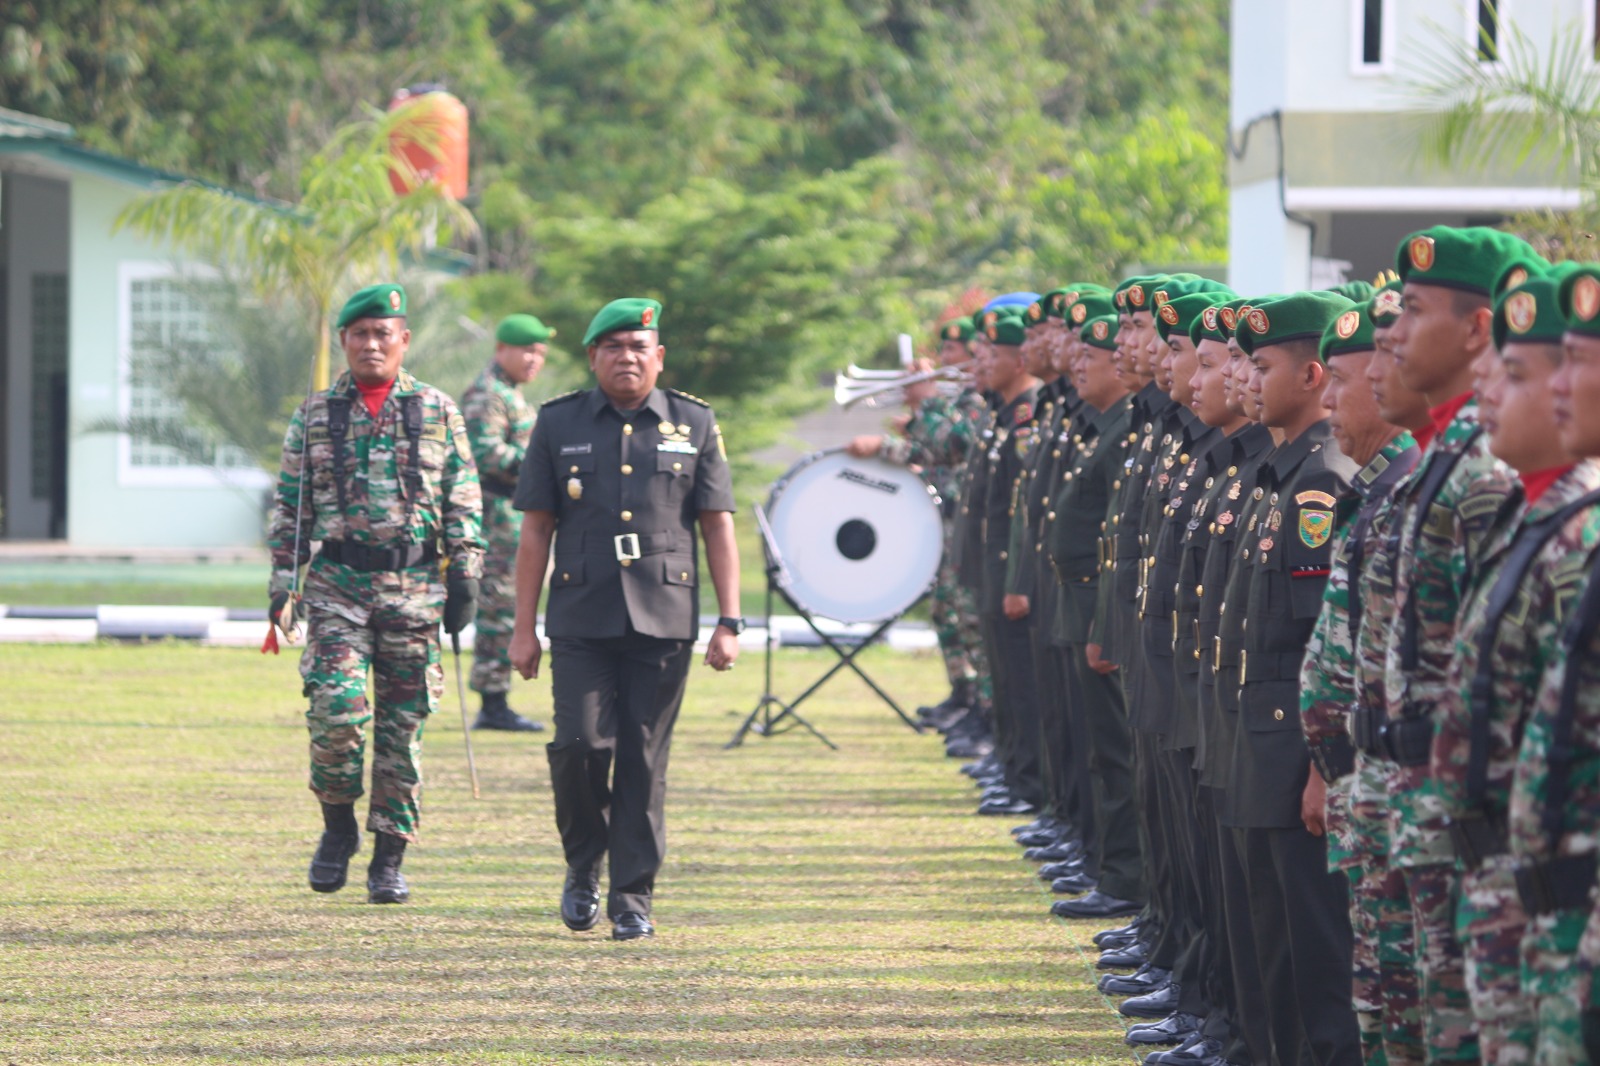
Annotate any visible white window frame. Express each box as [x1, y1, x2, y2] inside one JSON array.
[[1467, 0, 1509, 67], [1350, 0, 1397, 76], [116, 260, 270, 490]]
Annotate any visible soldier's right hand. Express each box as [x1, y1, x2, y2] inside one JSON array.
[[443, 578, 480, 635], [510, 628, 542, 680], [269, 591, 304, 640], [845, 435, 883, 458], [1085, 643, 1118, 675]]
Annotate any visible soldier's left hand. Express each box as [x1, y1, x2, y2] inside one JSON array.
[[269, 590, 304, 642], [1003, 594, 1030, 620], [1300, 773, 1327, 837], [705, 626, 740, 672], [444, 577, 480, 635]]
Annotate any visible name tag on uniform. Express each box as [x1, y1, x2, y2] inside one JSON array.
[[560, 443, 592, 455], [420, 423, 448, 443], [657, 441, 696, 454]]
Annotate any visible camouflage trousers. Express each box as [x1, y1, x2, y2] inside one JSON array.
[[471, 497, 519, 695], [930, 549, 991, 702], [1457, 858, 1534, 1064], [302, 609, 443, 842], [1530, 978, 1589, 1065], [1524, 909, 1596, 1064], [1402, 862, 1481, 1063], [1350, 860, 1425, 1064]]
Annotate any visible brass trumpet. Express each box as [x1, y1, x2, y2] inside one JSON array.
[[833, 364, 972, 409]]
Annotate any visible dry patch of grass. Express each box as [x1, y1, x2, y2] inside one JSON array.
[[0, 643, 1129, 1064]]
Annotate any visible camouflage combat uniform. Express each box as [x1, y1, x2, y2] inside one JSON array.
[[1511, 538, 1600, 1064], [269, 369, 484, 842], [881, 385, 991, 701], [1438, 462, 1600, 1063], [1302, 432, 1423, 1064], [1381, 401, 1516, 1062], [460, 361, 536, 695]]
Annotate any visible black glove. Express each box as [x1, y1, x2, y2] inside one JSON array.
[[443, 577, 480, 635], [269, 591, 305, 630]]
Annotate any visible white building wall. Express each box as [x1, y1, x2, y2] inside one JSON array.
[[68, 172, 268, 548], [1229, 179, 1313, 297]]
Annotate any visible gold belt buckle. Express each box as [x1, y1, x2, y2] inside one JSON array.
[[614, 533, 642, 562]]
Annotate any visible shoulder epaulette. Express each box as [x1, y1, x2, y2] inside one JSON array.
[[541, 390, 584, 408], [667, 388, 712, 408]]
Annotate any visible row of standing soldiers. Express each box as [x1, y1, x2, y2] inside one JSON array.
[[862, 226, 1600, 1065]]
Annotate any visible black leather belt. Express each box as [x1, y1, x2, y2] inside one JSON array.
[[568, 530, 688, 556], [1351, 703, 1384, 754], [1447, 811, 1509, 868], [1380, 716, 1434, 767], [1514, 853, 1597, 915], [319, 540, 439, 572], [481, 478, 515, 499]]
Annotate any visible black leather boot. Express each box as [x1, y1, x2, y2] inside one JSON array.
[[308, 801, 361, 893], [367, 831, 410, 904], [472, 691, 544, 732]]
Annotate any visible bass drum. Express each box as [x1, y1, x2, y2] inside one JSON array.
[[764, 449, 943, 624]]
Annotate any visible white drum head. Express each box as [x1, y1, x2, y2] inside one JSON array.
[[764, 450, 943, 624]]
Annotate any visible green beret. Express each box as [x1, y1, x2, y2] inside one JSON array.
[[1043, 283, 1108, 320], [496, 313, 554, 346], [1369, 279, 1404, 327], [1214, 297, 1256, 341], [1557, 265, 1600, 339], [1151, 275, 1235, 311], [1115, 274, 1167, 313], [1492, 252, 1553, 300], [1156, 292, 1223, 342], [1236, 291, 1356, 358], [1081, 314, 1120, 351], [1319, 304, 1378, 360], [582, 297, 663, 347], [337, 283, 407, 328], [938, 317, 976, 343], [985, 313, 1027, 347], [1327, 281, 1375, 303], [1396, 225, 1541, 296], [1023, 298, 1051, 329], [1067, 292, 1117, 329], [1492, 273, 1566, 350], [1188, 299, 1234, 347]]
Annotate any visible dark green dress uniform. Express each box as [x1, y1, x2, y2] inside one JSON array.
[[514, 385, 735, 918], [1007, 377, 1086, 832], [1048, 394, 1145, 903], [980, 382, 1044, 810], [1232, 419, 1363, 1066]]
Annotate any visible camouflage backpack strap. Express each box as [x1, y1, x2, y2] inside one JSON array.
[[1395, 427, 1482, 677], [400, 393, 425, 525], [1465, 487, 1600, 818], [326, 395, 353, 520], [1346, 444, 1419, 642]]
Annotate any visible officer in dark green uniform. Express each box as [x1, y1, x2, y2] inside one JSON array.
[[508, 298, 742, 941]]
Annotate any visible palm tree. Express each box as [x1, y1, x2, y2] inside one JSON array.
[[1406, 7, 1600, 260], [117, 103, 479, 391]]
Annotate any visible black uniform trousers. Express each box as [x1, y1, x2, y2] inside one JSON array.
[[547, 626, 693, 918], [982, 612, 1044, 807], [1067, 641, 1145, 902], [1030, 582, 1080, 830]]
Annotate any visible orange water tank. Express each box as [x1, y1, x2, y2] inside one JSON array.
[[387, 84, 469, 201]]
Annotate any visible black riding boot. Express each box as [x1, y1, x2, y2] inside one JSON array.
[[472, 690, 544, 732], [367, 831, 410, 904], [308, 801, 361, 893]]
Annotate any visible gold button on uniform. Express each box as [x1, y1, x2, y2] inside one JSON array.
[[999, 550, 1008, 560], [562, 572, 570, 581], [1273, 709, 1285, 721], [621, 510, 633, 521], [621, 464, 633, 474], [570, 465, 580, 474], [620, 559, 632, 568], [680, 571, 689, 580], [673, 462, 683, 471]]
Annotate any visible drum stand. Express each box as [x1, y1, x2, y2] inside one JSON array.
[[725, 505, 925, 750]]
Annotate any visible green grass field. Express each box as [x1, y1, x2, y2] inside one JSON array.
[[0, 643, 1129, 1065]]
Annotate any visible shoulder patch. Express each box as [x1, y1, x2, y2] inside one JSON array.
[[668, 388, 712, 408], [1459, 493, 1505, 522], [1299, 509, 1335, 548], [1295, 489, 1338, 508], [542, 390, 584, 407]]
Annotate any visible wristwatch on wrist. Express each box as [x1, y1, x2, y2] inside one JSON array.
[[716, 616, 747, 635]]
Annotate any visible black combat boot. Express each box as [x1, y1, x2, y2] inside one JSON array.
[[472, 691, 544, 732], [367, 831, 410, 904], [308, 801, 361, 893]]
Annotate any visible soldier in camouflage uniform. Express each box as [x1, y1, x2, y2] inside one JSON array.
[[848, 318, 990, 723], [460, 314, 552, 732], [1435, 265, 1599, 1065], [269, 283, 485, 905], [1502, 265, 1600, 1065], [1301, 296, 1426, 1064], [1380, 227, 1534, 1062]]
